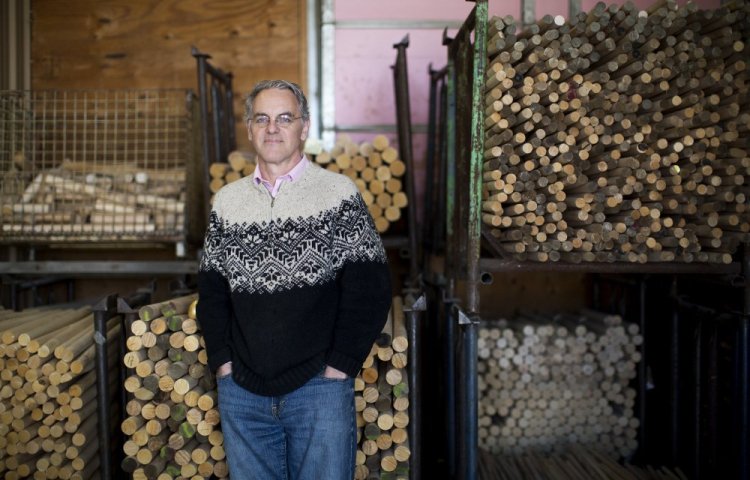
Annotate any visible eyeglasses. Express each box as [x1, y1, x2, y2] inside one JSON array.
[[252, 113, 302, 128]]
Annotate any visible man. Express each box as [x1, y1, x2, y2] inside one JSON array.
[[197, 80, 391, 479]]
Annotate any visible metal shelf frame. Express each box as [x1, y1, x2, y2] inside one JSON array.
[[435, 2, 750, 479]]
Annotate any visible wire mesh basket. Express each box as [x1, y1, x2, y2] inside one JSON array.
[[0, 89, 203, 245]]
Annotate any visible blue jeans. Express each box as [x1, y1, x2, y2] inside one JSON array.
[[217, 371, 356, 480]]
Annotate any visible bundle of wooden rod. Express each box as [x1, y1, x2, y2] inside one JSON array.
[[483, 0, 749, 263], [354, 296, 411, 480], [478, 310, 641, 459], [0, 305, 121, 480], [208, 150, 257, 204], [479, 446, 688, 480], [312, 135, 409, 233], [2, 159, 186, 238], [120, 294, 229, 479]]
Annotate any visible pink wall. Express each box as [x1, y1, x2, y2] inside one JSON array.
[[336, 0, 475, 21]]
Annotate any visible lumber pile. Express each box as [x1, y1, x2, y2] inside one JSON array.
[[354, 296, 411, 480], [312, 135, 409, 234], [0, 305, 121, 480], [120, 293, 229, 479], [1, 159, 185, 240], [478, 310, 641, 459], [479, 446, 688, 480], [208, 150, 257, 204], [483, 0, 750, 263]]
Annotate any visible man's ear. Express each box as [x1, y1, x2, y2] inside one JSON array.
[[301, 119, 310, 142]]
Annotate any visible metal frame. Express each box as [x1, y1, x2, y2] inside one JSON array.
[[0, 260, 199, 275], [404, 293, 427, 480], [441, 3, 487, 480], [392, 35, 420, 282], [192, 47, 236, 212], [439, 1, 749, 479], [91, 288, 154, 480], [2, 274, 74, 310], [92, 293, 120, 480]]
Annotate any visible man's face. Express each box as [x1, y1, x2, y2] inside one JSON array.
[[247, 88, 309, 167]]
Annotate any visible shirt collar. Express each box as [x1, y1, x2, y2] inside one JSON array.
[[253, 155, 309, 185]]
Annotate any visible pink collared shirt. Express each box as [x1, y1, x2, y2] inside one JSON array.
[[253, 156, 309, 198]]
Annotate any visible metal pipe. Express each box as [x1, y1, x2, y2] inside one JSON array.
[[694, 316, 702, 479], [392, 35, 419, 282], [708, 321, 718, 475], [462, 320, 478, 480], [435, 76, 448, 254], [638, 277, 647, 461], [478, 257, 742, 275], [670, 276, 680, 466], [423, 63, 439, 265], [445, 295, 457, 477], [211, 82, 223, 169], [93, 293, 118, 480], [226, 72, 236, 152], [192, 47, 212, 213], [739, 243, 750, 479], [405, 294, 426, 480]]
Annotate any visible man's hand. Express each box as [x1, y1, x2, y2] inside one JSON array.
[[323, 365, 347, 379], [216, 361, 232, 378]]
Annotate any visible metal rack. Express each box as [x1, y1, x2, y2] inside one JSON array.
[[432, 1, 750, 479], [0, 89, 201, 247], [0, 48, 234, 278]]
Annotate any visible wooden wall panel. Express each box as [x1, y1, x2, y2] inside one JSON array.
[[31, 0, 307, 146]]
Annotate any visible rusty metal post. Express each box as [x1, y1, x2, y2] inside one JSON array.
[[393, 35, 419, 283], [740, 243, 750, 479], [92, 293, 119, 480], [404, 294, 426, 480]]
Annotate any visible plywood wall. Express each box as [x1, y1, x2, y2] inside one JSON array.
[[31, 0, 307, 144]]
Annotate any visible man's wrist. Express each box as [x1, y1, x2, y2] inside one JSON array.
[[216, 361, 233, 377]]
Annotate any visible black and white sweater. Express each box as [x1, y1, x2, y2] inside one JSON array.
[[197, 164, 392, 396]]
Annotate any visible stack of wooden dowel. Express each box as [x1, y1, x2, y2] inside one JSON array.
[[479, 446, 688, 480], [312, 135, 409, 234], [120, 293, 229, 479], [208, 150, 257, 204], [0, 304, 121, 480], [478, 310, 641, 460], [2, 159, 186, 239], [483, 0, 749, 263], [354, 296, 411, 480]]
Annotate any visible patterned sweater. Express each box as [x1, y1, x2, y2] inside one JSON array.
[[197, 164, 392, 396]]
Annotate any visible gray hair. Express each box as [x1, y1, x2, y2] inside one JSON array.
[[244, 80, 310, 123]]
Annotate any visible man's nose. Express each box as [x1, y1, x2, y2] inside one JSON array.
[[266, 120, 281, 132]]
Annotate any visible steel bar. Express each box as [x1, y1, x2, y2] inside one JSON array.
[[404, 294, 426, 480], [0, 261, 200, 275], [740, 243, 750, 480], [192, 47, 213, 214], [444, 295, 458, 477], [424, 63, 441, 264], [638, 277, 648, 463], [94, 293, 119, 480], [694, 316, 703, 479], [671, 277, 680, 466], [478, 255, 741, 275], [393, 35, 420, 282]]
